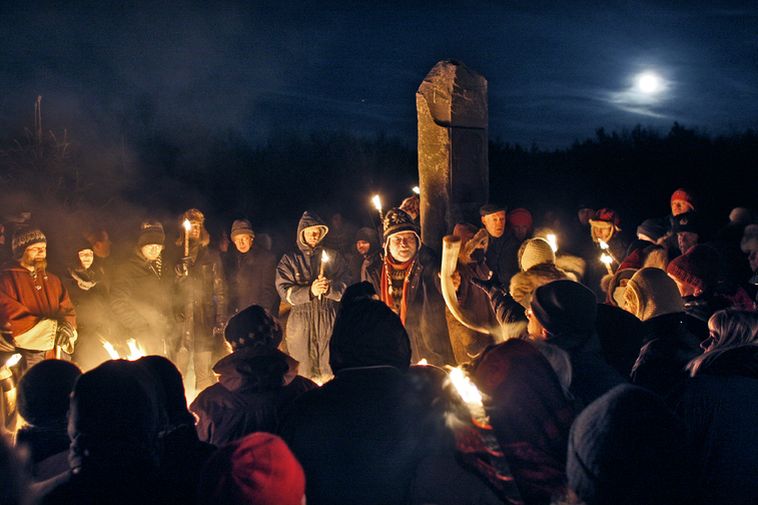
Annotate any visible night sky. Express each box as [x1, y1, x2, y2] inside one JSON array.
[[2, 1, 756, 149]]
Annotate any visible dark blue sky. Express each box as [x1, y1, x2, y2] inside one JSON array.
[[1, 1, 756, 148]]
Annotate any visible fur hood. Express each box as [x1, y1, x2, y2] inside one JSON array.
[[509, 263, 569, 308]]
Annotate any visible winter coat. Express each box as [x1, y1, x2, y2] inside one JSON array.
[[158, 424, 216, 504], [363, 246, 455, 365], [280, 366, 429, 505], [224, 246, 279, 315], [673, 346, 758, 505], [276, 212, 349, 378], [630, 313, 702, 396], [173, 246, 228, 353], [110, 252, 173, 354], [16, 424, 70, 481], [485, 232, 520, 287], [190, 347, 316, 447], [0, 263, 76, 351], [594, 304, 644, 378]]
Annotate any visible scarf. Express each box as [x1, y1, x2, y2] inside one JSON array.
[[380, 255, 415, 325]]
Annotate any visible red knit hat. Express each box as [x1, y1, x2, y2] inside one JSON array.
[[670, 188, 696, 210], [199, 433, 305, 505], [666, 244, 719, 291], [589, 208, 622, 231], [508, 208, 533, 228]]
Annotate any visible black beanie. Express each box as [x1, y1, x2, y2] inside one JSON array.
[[224, 305, 282, 351], [329, 299, 411, 373], [137, 222, 165, 248], [18, 359, 81, 426], [567, 384, 692, 505], [531, 280, 597, 342]]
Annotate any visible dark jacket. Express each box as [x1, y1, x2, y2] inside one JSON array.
[[280, 367, 428, 505], [630, 312, 702, 397], [484, 232, 520, 287], [275, 212, 349, 377], [16, 424, 70, 481], [595, 303, 644, 378], [224, 246, 279, 315], [190, 347, 316, 446], [447, 261, 496, 363], [173, 246, 227, 353], [363, 246, 455, 365], [673, 346, 758, 505]]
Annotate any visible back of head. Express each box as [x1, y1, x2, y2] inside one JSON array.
[[198, 432, 305, 505], [531, 280, 597, 346], [18, 359, 81, 427], [69, 360, 159, 470], [624, 267, 683, 321], [136, 355, 193, 429], [518, 237, 556, 271], [666, 244, 720, 292], [329, 299, 411, 372], [224, 305, 282, 352], [567, 384, 691, 505], [688, 309, 758, 376]]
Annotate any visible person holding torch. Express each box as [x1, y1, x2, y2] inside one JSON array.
[[276, 211, 349, 379]]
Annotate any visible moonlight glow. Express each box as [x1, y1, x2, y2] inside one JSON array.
[[635, 72, 663, 94]]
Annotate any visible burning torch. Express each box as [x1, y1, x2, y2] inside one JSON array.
[[318, 250, 330, 301], [546, 233, 558, 253], [598, 240, 617, 274], [182, 219, 192, 257]]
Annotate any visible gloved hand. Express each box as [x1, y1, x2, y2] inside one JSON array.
[[56, 321, 77, 354], [175, 257, 192, 278]]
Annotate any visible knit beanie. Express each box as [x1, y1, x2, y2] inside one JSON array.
[[666, 244, 719, 292], [589, 208, 621, 231], [18, 359, 81, 426], [518, 237, 556, 271], [671, 211, 702, 235], [567, 384, 691, 505], [508, 208, 533, 228], [12, 227, 46, 259], [230, 219, 255, 240], [137, 222, 165, 248], [531, 280, 597, 341], [624, 267, 683, 321], [636, 218, 667, 242], [198, 433, 305, 505], [355, 227, 379, 248], [329, 299, 411, 373], [670, 188, 696, 211], [224, 305, 282, 351], [382, 208, 420, 244]]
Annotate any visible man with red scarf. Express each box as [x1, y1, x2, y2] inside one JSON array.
[[363, 208, 454, 366]]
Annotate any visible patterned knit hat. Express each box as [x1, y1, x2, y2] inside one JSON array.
[[230, 219, 255, 240], [382, 208, 420, 244], [12, 228, 46, 259], [670, 188, 696, 211], [666, 244, 719, 291], [518, 237, 556, 271], [224, 305, 282, 351]]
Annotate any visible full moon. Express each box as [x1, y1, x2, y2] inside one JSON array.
[[635, 72, 663, 94]]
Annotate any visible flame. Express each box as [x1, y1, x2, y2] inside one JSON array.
[[101, 339, 120, 360], [182, 219, 192, 232], [126, 339, 146, 361], [416, 358, 429, 365], [321, 250, 330, 263], [371, 194, 382, 213], [598, 239, 609, 250], [412, 186, 420, 195], [600, 253, 613, 265], [546, 233, 558, 252], [448, 367, 483, 407], [4, 353, 22, 368]]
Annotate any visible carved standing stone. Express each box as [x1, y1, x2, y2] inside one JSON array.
[[416, 60, 489, 253]]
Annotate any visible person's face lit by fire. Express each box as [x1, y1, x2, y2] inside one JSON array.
[[481, 211, 506, 238], [355, 240, 371, 256], [525, 306, 548, 340], [233, 234, 253, 254], [140, 243, 163, 261], [188, 221, 202, 241], [591, 222, 613, 243], [677, 231, 699, 255], [671, 199, 693, 217], [388, 231, 418, 263], [20, 243, 46, 271], [78, 249, 94, 270], [302, 226, 324, 248]]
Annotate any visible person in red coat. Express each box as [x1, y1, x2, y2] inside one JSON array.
[[0, 228, 76, 370]]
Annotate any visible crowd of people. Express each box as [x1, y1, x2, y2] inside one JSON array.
[[0, 186, 755, 504]]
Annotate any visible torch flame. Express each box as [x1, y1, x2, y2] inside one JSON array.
[[101, 340, 120, 360], [321, 250, 330, 264], [546, 233, 558, 253], [4, 353, 22, 368], [182, 219, 192, 232], [448, 367, 483, 407], [416, 358, 429, 365], [412, 186, 420, 195], [598, 239, 609, 250], [371, 194, 382, 213], [600, 253, 613, 265], [126, 339, 146, 361]]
